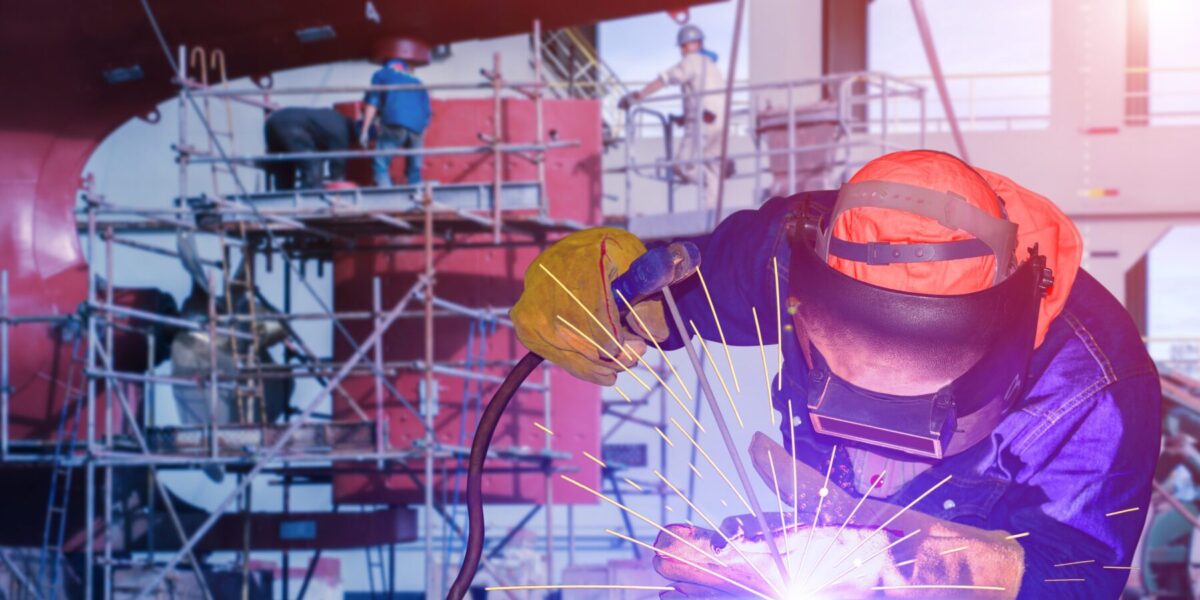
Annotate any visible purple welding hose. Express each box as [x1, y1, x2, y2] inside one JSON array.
[[448, 351, 544, 600]]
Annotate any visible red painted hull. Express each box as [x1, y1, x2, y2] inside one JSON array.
[[332, 98, 604, 504]]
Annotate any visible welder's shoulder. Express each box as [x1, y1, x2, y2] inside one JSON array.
[[1014, 269, 1160, 423]]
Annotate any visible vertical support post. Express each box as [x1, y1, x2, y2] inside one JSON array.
[[918, 87, 927, 148], [567, 505, 575, 567], [787, 84, 796, 195], [423, 184, 437, 599], [103, 226, 115, 600], [491, 52, 504, 244], [880, 77, 889, 156], [373, 277, 385, 466], [85, 181, 99, 600], [712, 0, 747, 224], [909, 0, 969, 162], [533, 19, 549, 219], [282, 472, 290, 600], [145, 332, 157, 560], [623, 106, 634, 222], [207, 274, 219, 460], [1, 270, 8, 460]]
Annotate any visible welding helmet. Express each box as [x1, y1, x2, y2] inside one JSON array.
[[788, 175, 1055, 459], [677, 24, 704, 47]]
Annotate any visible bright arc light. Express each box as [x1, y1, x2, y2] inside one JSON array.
[[786, 587, 831, 600]]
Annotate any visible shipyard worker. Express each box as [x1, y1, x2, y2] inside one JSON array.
[[263, 107, 356, 190], [359, 57, 432, 187], [510, 150, 1160, 598], [618, 24, 727, 209]]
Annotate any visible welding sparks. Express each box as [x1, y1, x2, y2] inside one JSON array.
[[559, 475, 729, 567], [751, 306, 776, 425], [803, 469, 887, 585], [1005, 532, 1030, 540], [654, 426, 675, 448], [616, 289, 693, 401], [1105, 507, 1140, 517], [614, 385, 632, 403], [1053, 559, 1095, 567], [581, 451, 607, 468], [654, 470, 783, 597], [555, 315, 651, 390], [617, 340, 707, 433], [696, 268, 741, 392], [1045, 578, 1085, 583], [796, 433, 835, 583], [532, 422, 555, 436], [872, 585, 1008, 592], [487, 584, 675, 592], [773, 256, 782, 391], [940, 546, 969, 556], [539, 264, 637, 361], [828, 475, 954, 571], [689, 463, 705, 479], [1102, 566, 1139, 570], [689, 319, 743, 428], [623, 477, 643, 491], [811, 528, 923, 595], [767, 451, 792, 558], [670, 417, 754, 515], [604, 529, 776, 600]]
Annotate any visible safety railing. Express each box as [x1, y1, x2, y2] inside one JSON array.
[[617, 71, 927, 227], [887, 70, 1051, 132], [1127, 65, 1200, 126]]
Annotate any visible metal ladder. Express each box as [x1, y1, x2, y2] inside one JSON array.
[[36, 325, 87, 598], [189, 46, 268, 426], [539, 26, 630, 131]]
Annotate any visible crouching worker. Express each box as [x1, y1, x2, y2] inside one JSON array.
[[263, 106, 357, 190], [511, 150, 1160, 598]]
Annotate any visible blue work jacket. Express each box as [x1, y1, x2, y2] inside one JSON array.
[[364, 61, 432, 133], [659, 192, 1161, 598]]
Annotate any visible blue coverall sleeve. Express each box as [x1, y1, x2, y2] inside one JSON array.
[[1004, 374, 1160, 598], [364, 70, 384, 107], [656, 195, 797, 350]]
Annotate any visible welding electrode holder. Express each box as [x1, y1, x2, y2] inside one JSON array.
[[447, 241, 701, 600]]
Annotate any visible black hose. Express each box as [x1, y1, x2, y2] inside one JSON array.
[[447, 351, 544, 600]]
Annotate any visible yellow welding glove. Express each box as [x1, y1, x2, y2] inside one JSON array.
[[512, 228, 669, 385]]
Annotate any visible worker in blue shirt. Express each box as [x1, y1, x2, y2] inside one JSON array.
[[359, 57, 431, 187]]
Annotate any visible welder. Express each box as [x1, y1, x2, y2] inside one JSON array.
[[511, 150, 1160, 598], [619, 24, 727, 209], [263, 106, 357, 190]]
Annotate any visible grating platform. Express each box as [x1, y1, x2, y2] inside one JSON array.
[[144, 421, 376, 456]]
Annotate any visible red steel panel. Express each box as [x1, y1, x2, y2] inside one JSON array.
[[331, 98, 603, 504]]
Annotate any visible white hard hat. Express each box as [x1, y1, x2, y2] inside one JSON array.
[[677, 24, 704, 46]]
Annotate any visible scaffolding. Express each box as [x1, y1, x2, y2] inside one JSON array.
[[0, 18, 670, 600]]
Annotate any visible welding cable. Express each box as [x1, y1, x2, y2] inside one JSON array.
[[447, 351, 544, 600]]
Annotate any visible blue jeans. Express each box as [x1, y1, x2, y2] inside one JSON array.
[[374, 124, 423, 186]]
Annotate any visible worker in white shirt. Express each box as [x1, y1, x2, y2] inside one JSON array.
[[619, 24, 727, 209]]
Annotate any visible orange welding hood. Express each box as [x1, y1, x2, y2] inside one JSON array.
[[827, 150, 1082, 347], [788, 150, 1081, 458]]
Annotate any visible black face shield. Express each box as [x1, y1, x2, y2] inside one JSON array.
[[788, 184, 1052, 459]]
